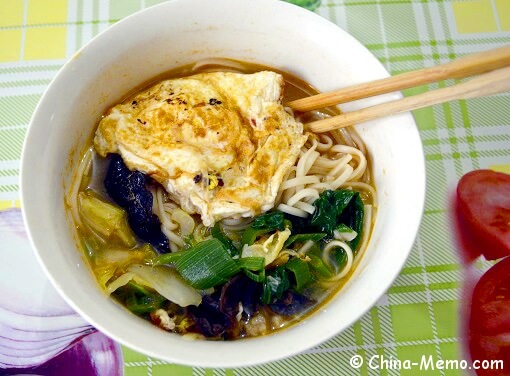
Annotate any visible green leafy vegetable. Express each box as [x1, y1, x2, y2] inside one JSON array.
[[330, 245, 348, 271], [262, 267, 290, 304], [285, 258, 314, 292], [339, 194, 364, 252], [308, 189, 365, 252], [211, 222, 238, 257], [310, 190, 356, 235], [175, 239, 240, 289], [284, 233, 326, 248], [241, 228, 291, 266], [308, 254, 334, 279], [241, 212, 289, 246], [251, 211, 285, 231], [260, 257, 314, 304], [241, 227, 271, 246], [114, 281, 166, 314]]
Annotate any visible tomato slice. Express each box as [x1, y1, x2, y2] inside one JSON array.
[[456, 170, 510, 261], [469, 257, 510, 376]]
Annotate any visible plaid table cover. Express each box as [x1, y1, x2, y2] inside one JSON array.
[[0, 0, 509, 375]]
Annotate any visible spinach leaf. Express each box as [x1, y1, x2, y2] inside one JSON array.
[[339, 193, 364, 252], [306, 189, 365, 252], [114, 281, 166, 315], [261, 267, 290, 304], [241, 227, 272, 246], [310, 190, 356, 235], [251, 211, 285, 231], [261, 258, 314, 304], [284, 233, 326, 248], [241, 211, 287, 246], [285, 258, 314, 292]]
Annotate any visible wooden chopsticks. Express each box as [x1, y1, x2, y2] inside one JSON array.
[[287, 45, 510, 133]]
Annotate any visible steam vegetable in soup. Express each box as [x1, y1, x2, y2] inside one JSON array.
[[67, 59, 376, 340]]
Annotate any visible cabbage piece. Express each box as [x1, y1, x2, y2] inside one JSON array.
[[93, 266, 117, 290], [91, 244, 157, 289], [106, 272, 135, 295], [93, 244, 156, 268], [241, 228, 291, 266], [78, 191, 136, 247], [125, 265, 201, 307]]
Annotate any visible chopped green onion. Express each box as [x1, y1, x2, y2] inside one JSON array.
[[237, 256, 265, 271], [285, 258, 313, 292], [308, 254, 334, 279], [241, 227, 272, 246], [243, 268, 266, 283], [154, 250, 187, 265], [175, 239, 240, 290], [211, 222, 238, 257], [238, 256, 266, 282], [284, 233, 326, 248], [334, 224, 357, 242]]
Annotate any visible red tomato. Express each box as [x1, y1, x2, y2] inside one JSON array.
[[469, 256, 510, 376], [456, 170, 510, 261]]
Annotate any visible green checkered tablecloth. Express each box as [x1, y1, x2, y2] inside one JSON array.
[[1, 0, 509, 375]]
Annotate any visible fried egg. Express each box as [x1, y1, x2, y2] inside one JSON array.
[[94, 71, 307, 226]]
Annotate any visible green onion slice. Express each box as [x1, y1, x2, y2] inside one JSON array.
[[174, 238, 240, 290], [308, 254, 334, 279], [243, 268, 266, 283], [241, 227, 272, 246], [284, 233, 326, 248], [285, 258, 314, 292], [237, 256, 265, 271], [238, 256, 266, 283], [154, 250, 187, 265], [211, 222, 238, 257]]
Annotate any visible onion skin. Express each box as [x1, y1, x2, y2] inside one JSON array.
[[0, 209, 85, 318], [0, 323, 88, 342], [0, 208, 103, 370], [1, 331, 123, 374]]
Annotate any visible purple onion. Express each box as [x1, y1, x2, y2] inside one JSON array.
[[0, 208, 100, 369], [1, 331, 123, 374]]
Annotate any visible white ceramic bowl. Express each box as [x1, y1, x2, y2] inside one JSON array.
[[21, 0, 425, 367]]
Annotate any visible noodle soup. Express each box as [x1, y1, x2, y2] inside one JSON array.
[[68, 59, 376, 340]]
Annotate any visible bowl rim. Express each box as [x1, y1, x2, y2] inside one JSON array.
[[20, 0, 426, 367]]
